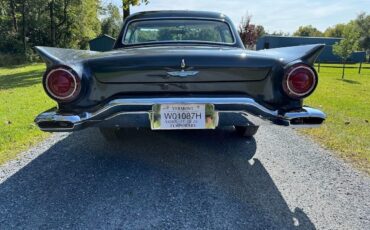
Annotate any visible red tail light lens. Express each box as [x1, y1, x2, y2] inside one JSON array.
[[283, 64, 317, 99], [45, 68, 81, 102]]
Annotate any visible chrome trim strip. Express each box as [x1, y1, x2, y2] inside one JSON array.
[[34, 97, 326, 131]]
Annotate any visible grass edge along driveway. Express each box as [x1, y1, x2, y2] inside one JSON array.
[[302, 63, 370, 174], [0, 63, 54, 165]]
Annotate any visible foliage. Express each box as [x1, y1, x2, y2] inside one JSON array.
[[124, 0, 149, 8], [256, 25, 266, 38], [122, 0, 149, 9], [293, 25, 323, 37], [323, 13, 369, 54], [354, 12, 370, 53], [101, 3, 122, 38], [268, 31, 290, 36], [0, 0, 101, 62], [333, 25, 360, 78], [122, 0, 149, 19], [324, 23, 347, 37], [238, 14, 266, 49], [0, 53, 27, 67]]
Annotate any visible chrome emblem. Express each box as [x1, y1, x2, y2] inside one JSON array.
[[181, 59, 186, 69], [167, 59, 199, 78]]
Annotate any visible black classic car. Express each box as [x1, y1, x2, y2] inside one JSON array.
[[35, 10, 326, 139]]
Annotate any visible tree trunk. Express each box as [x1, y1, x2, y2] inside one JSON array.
[[342, 61, 345, 79], [9, 0, 18, 32], [123, 0, 130, 20], [49, 0, 56, 46], [56, 0, 69, 29], [21, 1, 26, 54]]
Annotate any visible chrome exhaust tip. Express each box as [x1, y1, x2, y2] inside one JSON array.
[[37, 121, 74, 130], [283, 107, 326, 128]]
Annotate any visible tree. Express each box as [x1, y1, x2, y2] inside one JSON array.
[[122, 0, 149, 20], [293, 25, 323, 37], [49, 0, 55, 46], [256, 25, 266, 39], [324, 24, 346, 37], [0, 0, 101, 57], [9, 0, 18, 32], [333, 26, 360, 79], [43, 0, 101, 49], [269, 31, 290, 36], [0, 0, 24, 55], [238, 14, 266, 49], [21, 0, 27, 53], [72, 0, 102, 49], [101, 3, 122, 38], [354, 12, 370, 60]]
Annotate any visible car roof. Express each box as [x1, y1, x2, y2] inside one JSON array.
[[114, 10, 244, 49], [126, 10, 232, 22]]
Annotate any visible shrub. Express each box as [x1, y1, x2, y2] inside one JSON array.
[[0, 53, 27, 67]]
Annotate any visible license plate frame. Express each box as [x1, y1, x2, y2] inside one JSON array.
[[151, 104, 218, 130]]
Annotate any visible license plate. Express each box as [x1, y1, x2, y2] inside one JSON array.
[[151, 104, 217, 130]]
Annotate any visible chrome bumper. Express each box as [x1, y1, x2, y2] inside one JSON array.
[[34, 97, 326, 132]]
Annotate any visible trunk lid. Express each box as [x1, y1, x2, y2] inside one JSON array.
[[88, 46, 275, 83]]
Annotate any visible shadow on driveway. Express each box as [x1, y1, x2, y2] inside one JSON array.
[[0, 128, 315, 229]]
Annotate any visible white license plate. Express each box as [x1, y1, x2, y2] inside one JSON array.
[[151, 104, 217, 130]]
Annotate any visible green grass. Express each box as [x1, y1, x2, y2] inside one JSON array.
[[0, 63, 54, 165], [302, 63, 370, 173], [315, 63, 370, 67]]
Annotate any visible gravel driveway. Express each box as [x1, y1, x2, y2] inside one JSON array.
[[0, 126, 369, 229]]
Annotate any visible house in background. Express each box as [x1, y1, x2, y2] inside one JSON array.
[[256, 36, 366, 63], [89, 35, 116, 52]]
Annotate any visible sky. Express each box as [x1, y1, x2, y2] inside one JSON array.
[[107, 0, 370, 33]]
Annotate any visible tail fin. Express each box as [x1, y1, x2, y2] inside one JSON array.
[[34, 46, 99, 67], [259, 44, 325, 65]]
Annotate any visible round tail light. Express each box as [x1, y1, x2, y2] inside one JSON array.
[[45, 67, 81, 102], [283, 64, 317, 99]]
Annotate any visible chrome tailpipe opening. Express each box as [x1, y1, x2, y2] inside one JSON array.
[[283, 107, 326, 128], [290, 117, 325, 127], [37, 121, 75, 131]]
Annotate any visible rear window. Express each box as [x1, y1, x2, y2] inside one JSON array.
[[123, 19, 234, 45]]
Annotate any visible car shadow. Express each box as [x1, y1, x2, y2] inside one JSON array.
[[0, 128, 315, 229]]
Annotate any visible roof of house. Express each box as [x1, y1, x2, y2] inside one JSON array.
[[89, 34, 115, 43]]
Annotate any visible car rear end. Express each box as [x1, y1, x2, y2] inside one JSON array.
[[34, 11, 326, 134]]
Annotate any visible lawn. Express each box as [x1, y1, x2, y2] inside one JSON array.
[[303, 63, 370, 173], [0, 63, 54, 165]]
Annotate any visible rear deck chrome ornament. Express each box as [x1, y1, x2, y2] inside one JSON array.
[[181, 59, 186, 69], [167, 70, 199, 78], [167, 59, 199, 78]]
